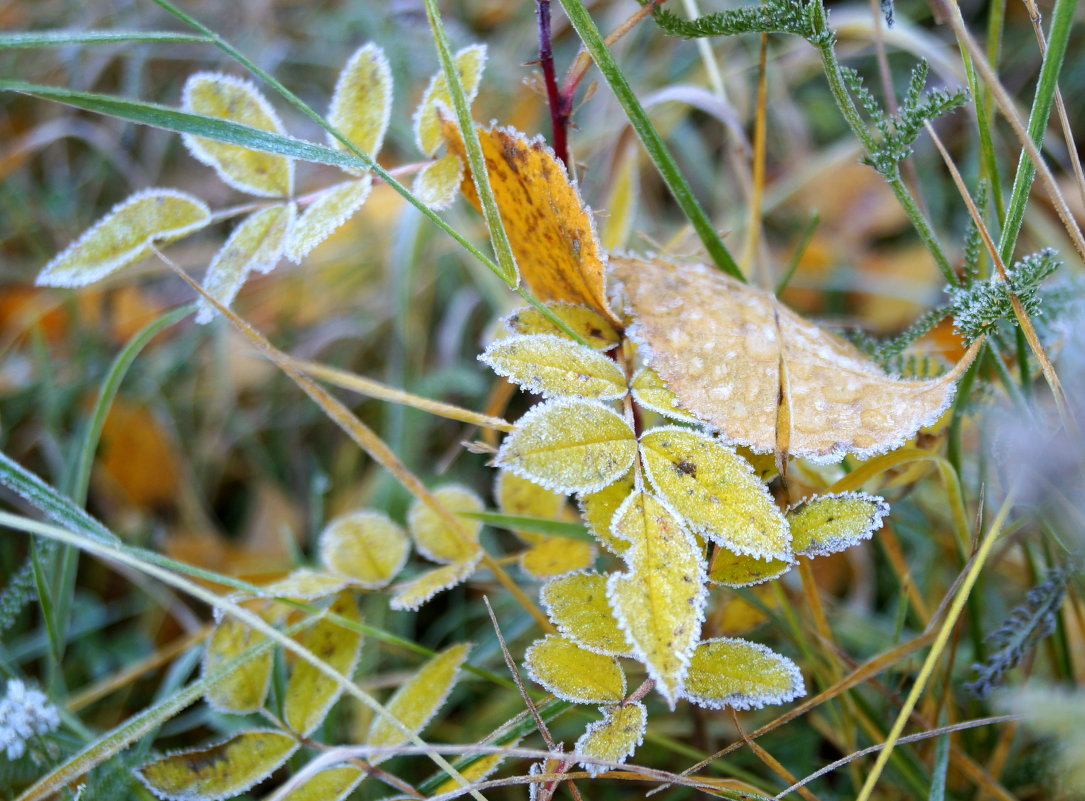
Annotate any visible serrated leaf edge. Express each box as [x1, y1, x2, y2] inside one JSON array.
[[479, 333, 627, 401], [523, 634, 627, 705], [786, 491, 890, 558], [500, 301, 619, 351], [574, 701, 647, 777], [629, 366, 702, 425], [538, 569, 634, 658], [388, 552, 483, 611], [679, 637, 805, 711]]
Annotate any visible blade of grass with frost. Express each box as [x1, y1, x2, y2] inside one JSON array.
[[556, 0, 742, 281], [0, 513, 489, 801], [461, 512, 592, 542], [0, 30, 212, 47]]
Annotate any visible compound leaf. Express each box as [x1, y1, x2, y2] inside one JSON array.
[[414, 44, 487, 156]]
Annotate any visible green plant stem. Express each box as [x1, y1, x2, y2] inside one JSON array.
[[556, 0, 744, 280], [0, 30, 212, 47]]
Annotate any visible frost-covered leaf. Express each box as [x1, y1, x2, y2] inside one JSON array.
[[578, 470, 634, 555], [327, 42, 392, 167], [37, 189, 211, 287], [481, 334, 627, 400], [366, 643, 472, 760], [495, 469, 566, 545], [682, 637, 804, 710], [630, 366, 699, 424], [787, 491, 889, 557], [320, 509, 410, 588], [524, 634, 626, 704], [280, 765, 364, 801], [413, 153, 464, 210], [134, 730, 298, 801], [196, 203, 294, 323], [503, 303, 620, 351], [181, 73, 292, 196], [389, 555, 481, 611], [496, 399, 637, 494], [707, 547, 791, 588], [639, 426, 790, 561], [261, 569, 351, 600], [430, 739, 521, 796], [285, 177, 373, 263], [407, 485, 483, 564], [607, 491, 705, 707], [202, 602, 278, 713], [710, 585, 774, 635], [414, 44, 487, 156], [283, 592, 364, 737], [574, 702, 647, 777], [520, 536, 595, 579], [540, 571, 632, 656]]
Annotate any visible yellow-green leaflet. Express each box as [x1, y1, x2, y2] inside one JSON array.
[[414, 44, 487, 156], [135, 730, 298, 801], [496, 399, 637, 494], [181, 73, 292, 197], [502, 302, 620, 351], [280, 765, 364, 801], [707, 547, 791, 588], [389, 556, 481, 611], [787, 491, 890, 557], [286, 177, 373, 263], [260, 569, 351, 600], [283, 592, 364, 737], [578, 470, 634, 555], [524, 634, 626, 704], [574, 702, 647, 777], [326, 43, 392, 166], [196, 203, 294, 324], [630, 366, 699, 425], [430, 738, 521, 796], [540, 571, 632, 656], [36, 189, 210, 287], [481, 334, 627, 401], [320, 509, 410, 588], [639, 426, 790, 561], [606, 491, 705, 707], [519, 536, 596, 578], [495, 468, 567, 545], [682, 637, 805, 710], [413, 153, 465, 210], [201, 602, 276, 713], [365, 643, 472, 761], [407, 484, 483, 563]]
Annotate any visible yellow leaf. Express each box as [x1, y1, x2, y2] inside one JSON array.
[[414, 44, 487, 156], [496, 399, 637, 494], [366, 643, 472, 761], [524, 634, 626, 704], [709, 585, 775, 635], [286, 177, 373, 263], [37, 189, 210, 287], [495, 469, 567, 545], [707, 547, 791, 588], [607, 491, 705, 707], [261, 569, 351, 600], [320, 509, 410, 588], [447, 124, 616, 322], [430, 741, 519, 796], [574, 702, 647, 777], [412, 153, 464, 210], [577, 470, 634, 555], [682, 637, 804, 710], [202, 602, 278, 713], [389, 556, 481, 611], [181, 73, 292, 197], [481, 334, 627, 401], [639, 426, 790, 561], [196, 203, 294, 324], [135, 730, 298, 801], [520, 536, 596, 579], [540, 571, 632, 656], [280, 765, 364, 801], [600, 140, 639, 251], [327, 42, 392, 165], [613, 255, 979, 463], [502, 302, 620, 351], [630, 366, 699, 425], [283, 592, 364, 737], [787, 491, 890, 557], [407, 485, 483, 564]]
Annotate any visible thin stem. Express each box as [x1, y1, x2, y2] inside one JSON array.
[[537, 0, 569, 165]]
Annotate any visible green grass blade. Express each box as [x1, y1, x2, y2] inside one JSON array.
[[461, 511, 593, 541], [0, 30, 211, 48], [0, 452, 117, 544]]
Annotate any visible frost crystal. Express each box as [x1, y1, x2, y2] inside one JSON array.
[[0, 679, 60, 760]]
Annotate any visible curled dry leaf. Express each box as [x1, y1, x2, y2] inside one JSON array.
[[681, 637, 805, 710], [181, 73, 293, 197], [327, 42, 392, 166], [612, 255, 980, 463], [787, 491, 890, 557], [519, 536, 596, 579], [134, 730, 298, 801], [480, 334, 627, 401], [286, 177, 373, 263], [413, 152, 464, 210], [407, 484, 484, 564], [540, 571, 632, 657], [320, 509, 410, 588], [414, 44, 487, 156], [574, 702, 647, 777], [524, 634, 626, 704], [37, 189, 210, 288], [502, 302, 620, 351], [496, 399, 637, 495], [389, 555, 482, 611], [280, 765, 364, 801]]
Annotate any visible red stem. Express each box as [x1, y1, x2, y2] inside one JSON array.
[[537, 0, 570, 167]]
